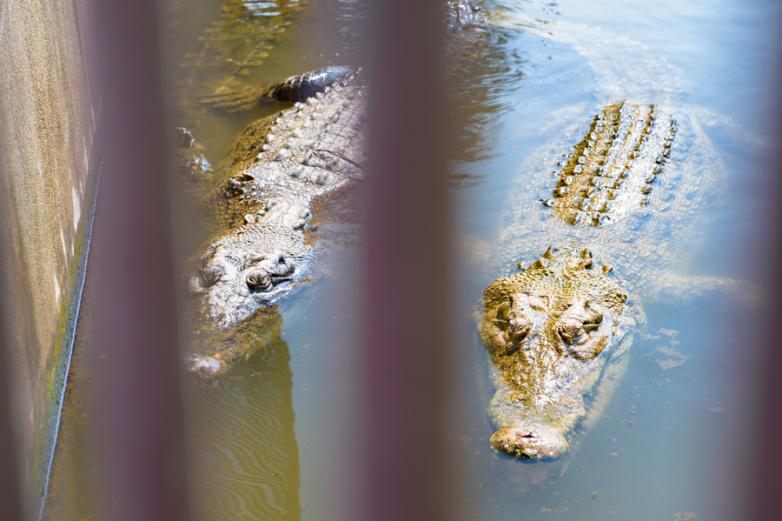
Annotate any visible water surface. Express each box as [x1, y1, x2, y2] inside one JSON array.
[[46, 1, 779, 520]]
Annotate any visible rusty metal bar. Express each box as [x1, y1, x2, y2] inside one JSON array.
[[85, 1, 190, 520], [358, 1, 457, 520]]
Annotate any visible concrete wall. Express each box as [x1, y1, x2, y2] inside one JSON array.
[[0, 0, 100, 517]]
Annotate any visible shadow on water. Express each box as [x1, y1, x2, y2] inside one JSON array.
[[188, 310, 301, 521], [43, 298, 302, 521]]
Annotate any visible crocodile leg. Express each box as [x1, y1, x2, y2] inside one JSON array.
[[200, 84, 269, 112], [582, 335, 632, 431]]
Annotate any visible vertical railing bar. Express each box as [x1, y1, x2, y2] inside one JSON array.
[[0, 199, 26, 521], [86, 1, 191, 520], [358, 1, 459, 521], [750, 43, 782, 519]]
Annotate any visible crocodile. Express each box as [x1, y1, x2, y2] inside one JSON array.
[[473, 5, 748, 459], [184, 0, 485, 375], [480, 247, 633, 458], [477, 99, 733, 458], [185, 66, 365, 374]]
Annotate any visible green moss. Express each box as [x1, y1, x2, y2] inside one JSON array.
[[33, 194, 92, 507]]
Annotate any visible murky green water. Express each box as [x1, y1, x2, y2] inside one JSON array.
[[46, 0, 779, 520]]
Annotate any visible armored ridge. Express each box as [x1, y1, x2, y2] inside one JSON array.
[[480, 248, 634, 459], [189, 70, 366, 331], [543, 102, 677, 226], [200, 65, 355, 112]]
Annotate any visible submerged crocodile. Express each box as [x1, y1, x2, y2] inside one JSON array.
[[473, 6, 748, 459], [186, 66, 365, 374], [191, 68, 364, 326], [476, 98, 738, 459], [184, 0, 483, 375]]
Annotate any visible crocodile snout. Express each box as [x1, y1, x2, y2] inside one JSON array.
[[490, 422, 569, 459]]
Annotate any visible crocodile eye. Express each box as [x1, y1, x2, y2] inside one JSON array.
[[582, 322, 600, 333], [246, 270, 273, 292], [508, 310, 533, 343], [557, 318, 586, 345]]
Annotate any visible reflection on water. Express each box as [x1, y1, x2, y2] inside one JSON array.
[[448, 24, 525, 169], [170, 0, 365, 160], [179, 0, 308, 96], [41, 294, 95, 521], [189, 317, 300, 520]]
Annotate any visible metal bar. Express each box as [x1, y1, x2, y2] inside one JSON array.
[[359, 1, 457, 520], [750, 46, 782, 520], [0, 213, 25, 521], [86, 1, 191, 519]]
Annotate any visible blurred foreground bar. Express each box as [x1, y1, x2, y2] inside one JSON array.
[[359, 1, 457, 521], [86, 1, 190, 520], [0, 236, 24, 521], [751, 47, 782, 521]]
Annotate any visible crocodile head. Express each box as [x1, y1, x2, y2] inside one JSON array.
[[480, 248, 633, 459]]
